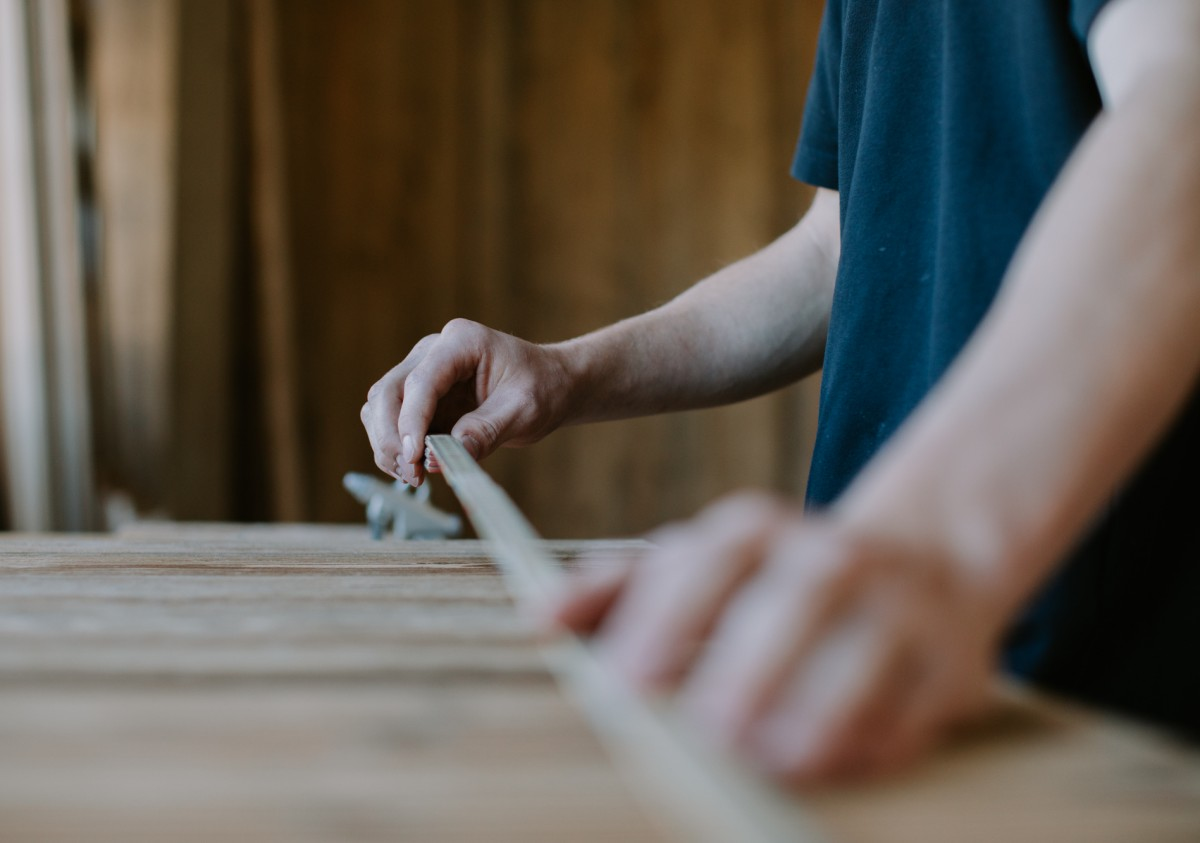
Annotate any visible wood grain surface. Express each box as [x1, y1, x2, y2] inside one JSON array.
[[1, 526, 1198, 842]]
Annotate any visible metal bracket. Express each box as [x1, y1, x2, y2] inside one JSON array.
[[342, 472, 462, 540]]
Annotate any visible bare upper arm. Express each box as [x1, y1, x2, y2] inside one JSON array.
[[1089, 0, 1200, 107], [806, 187, 841, 272]]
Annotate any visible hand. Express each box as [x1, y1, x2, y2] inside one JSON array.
[[361, 319, 576, 485], [541, 492, 1003, 783]]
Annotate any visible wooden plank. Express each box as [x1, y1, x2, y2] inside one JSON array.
[[29, 0, 99, 530], [616, 0, 814, 523], [0, 0, 54, 530], [0, 686, 665, 843], [0, 0, 100, 532], [89, 0, 179, 514], [503, 0, 631, 534], [167, 0, 238, 520], [255, 1, 826, 530], [246, 0, 306, 521], [0, 527, 1197, 842], [0, 530, 667, 842], [493, 0, 826, 536], [811, 692, 1200, 843], [275, 0, 468, 523]]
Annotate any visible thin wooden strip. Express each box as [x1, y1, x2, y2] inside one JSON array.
[[426, 434, 828, 843], [29, 0, 99, 530], [246, 0, 306, 521], [0, 0, 53, 530], [167, 0, 237, 520]]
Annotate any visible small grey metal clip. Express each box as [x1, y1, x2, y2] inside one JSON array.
[[342, 472, 463, 540]]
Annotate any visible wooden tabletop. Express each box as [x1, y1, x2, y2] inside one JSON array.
[[1, 524, 1198, 842]]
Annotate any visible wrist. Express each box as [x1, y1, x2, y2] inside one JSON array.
[[542, 335, 611, 427], [830, 480, 1031, 637]]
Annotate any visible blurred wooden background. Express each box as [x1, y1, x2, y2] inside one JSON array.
[[3, 0, 824, 537]]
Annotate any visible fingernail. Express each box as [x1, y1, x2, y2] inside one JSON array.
[[402, 435, 415, 463]]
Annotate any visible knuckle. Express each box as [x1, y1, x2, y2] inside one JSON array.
[[441, 317, 481, 341], [707, 490, 782, 522], [402, 368, 430, 396], [644, 522, 689, 548], [510, 386, 538, 409], [360, 402, 371, 422], [794, 525, 863, 575], [472, 415, 502, 448]]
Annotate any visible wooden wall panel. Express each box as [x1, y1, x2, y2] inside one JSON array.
[[272, 0, 824, 536], [87, 0, 826, 537], [505, 0, 633, 532], [0, 0, 55, 530], [0, 0, 97, 530], [535, 0, 814, 535], [278, 0, 471, 522], [90, 0, 178, 514], [168, 0, 238, 520]]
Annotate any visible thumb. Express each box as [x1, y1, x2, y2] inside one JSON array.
[[449, 392, 527, 460]]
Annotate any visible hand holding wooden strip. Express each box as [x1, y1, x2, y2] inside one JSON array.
[[425, 434, 829, 843]]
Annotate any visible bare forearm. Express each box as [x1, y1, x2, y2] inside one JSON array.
[[553, 188, 840, 424], [837, 57, 1200, 618]]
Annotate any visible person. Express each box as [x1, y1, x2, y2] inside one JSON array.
[[362, 0, 1200, 782]]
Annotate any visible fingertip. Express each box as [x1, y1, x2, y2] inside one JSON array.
[[546, 589, 597, 634], [400, 458, 424, 487], [425, 449, 442, 471]]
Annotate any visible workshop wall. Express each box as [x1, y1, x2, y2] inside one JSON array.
[[87, 0, 824, 537]]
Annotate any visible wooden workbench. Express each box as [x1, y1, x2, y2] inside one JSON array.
[[1, 525, 1198, 842]]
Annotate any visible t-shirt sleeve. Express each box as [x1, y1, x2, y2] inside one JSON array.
[[1070, 0, 1117, 42], [791, 2, 841, 190]]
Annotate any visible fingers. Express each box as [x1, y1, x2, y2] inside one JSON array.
[[679, 525, 863, 745], [362, 399, 402, 480], [366, 320, 569, 484], [422, 388, 525, 474], [521, 488, 995, 786], [675, 523, 988, 783], [595, 494, 788, 692], [531, 524, 687, 636], [859, 624, 991, 776], [745, 610, 914, 783], [536, 555, 636, 636], [395, 321, 486, 485], [362, 336, 438, 480]]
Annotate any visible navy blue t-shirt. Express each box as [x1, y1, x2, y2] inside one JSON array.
[[794, 0, 1200, 737]]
